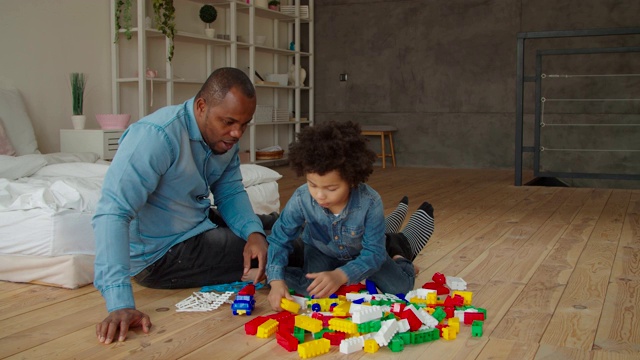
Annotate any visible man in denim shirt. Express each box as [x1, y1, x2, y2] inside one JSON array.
[[93, 68, 275, 344]]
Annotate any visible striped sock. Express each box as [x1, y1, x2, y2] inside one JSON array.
[[401, 202, 435, 260], [385, 196, 409, 234]]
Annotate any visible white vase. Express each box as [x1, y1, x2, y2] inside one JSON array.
[[71, 115, 86, 130], [205, 28, 215, 38]]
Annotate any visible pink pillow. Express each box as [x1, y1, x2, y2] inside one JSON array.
[[0, 118, 16, 156]]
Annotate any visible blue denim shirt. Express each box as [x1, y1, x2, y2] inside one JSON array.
[[266, 182, 387, 285], [93, 97, 264, 312]]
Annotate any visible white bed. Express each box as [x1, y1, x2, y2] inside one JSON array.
[[0, 81, 282, 289]]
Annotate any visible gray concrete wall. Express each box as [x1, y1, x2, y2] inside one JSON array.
[[313, 0, 640, 183]]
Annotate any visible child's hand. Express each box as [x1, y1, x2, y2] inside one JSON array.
[[306, 269, 348, 298], [267, 280, 292, 312]]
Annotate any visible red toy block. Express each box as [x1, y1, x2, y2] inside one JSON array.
[[464, 312, 485, 325], [323, 331, 346, 346], [444, 306, 455, 319], [268, 311, 296, 333], [245, 316, 269, 335], [422, 282, 450, 295], [432, 272, 446, 285], [276, 328, 299, 352], [238, 283, 256, 296], [390, 302, 406, 315], [334, 283, 367, 296], [400, 308, 423, 331]]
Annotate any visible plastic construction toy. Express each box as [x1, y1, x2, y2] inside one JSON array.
[[241, 272, 486, 357], [231, 283, 256, 315]]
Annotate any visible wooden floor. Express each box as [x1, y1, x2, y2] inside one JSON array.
[[1, 167, 639, 359]]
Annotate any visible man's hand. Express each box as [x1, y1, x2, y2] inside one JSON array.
[[243, 233, 268, 283], [306, 269, 348, 299], [96, 308, 151, 344], [267, 280, 292, 312]]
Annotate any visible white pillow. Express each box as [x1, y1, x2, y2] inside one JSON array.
[[239, 164, 282, 187], [0, 154, 47, 180], [42, 152, 100, 165], [0, 80, 40, 156], [32, 162, 110, 178]]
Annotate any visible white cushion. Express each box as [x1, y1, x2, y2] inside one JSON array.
[[0, 80, 40, 156], [0, 154, 47, 180], [240, 164, 282, 187]]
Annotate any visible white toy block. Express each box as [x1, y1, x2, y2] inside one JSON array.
[[446, 276, 467, 290], [374, 319, 399, 347], [339, 337, 364, 354], [416, 288, 436, 299], [346, 293, 372, 302], [291, 295, 308, 310], [352, 306, 384, 324], [397, 318, 410, 333], [418, 308, 439, 328], [404, 290, 418, 300]]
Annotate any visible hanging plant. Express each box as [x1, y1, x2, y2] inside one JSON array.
[[153, 0, 176, 63], [114, 0, 133, 43]]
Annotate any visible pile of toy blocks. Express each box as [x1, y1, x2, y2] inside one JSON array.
[[242, 272, 486, 358]]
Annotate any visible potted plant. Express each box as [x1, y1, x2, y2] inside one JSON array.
[[70, 73, 87, 130], [114, 0, 176, 63], [268, 0, 280, 11], [199, 4, 218, 38]]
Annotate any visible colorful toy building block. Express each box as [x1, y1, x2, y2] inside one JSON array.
[[363, 338, 380, 353], [357, 319, 382, 334], [373, 319, 399, 346], [294, 326, 306, 343], [256, 318, 279, 338], [295, 315, 323, 333], [446, 276, 467, 290], [298, 338, 330, 359], [447, 316, 460, 334], [276, 328, 299, 352], [351, 306, 383, 324], [464, 311, 485, 325], [389, 337, 405, 352], [323, 331, 346, 346], [331, 301, 351, 317], [281, 297, 301, 314], [267, 310, 296, 333], [244, 316, 269, 335], [452, 290, 473, 305], [232, 294, 256, 315], [329, 317, 358, 334], [238, 283, 256, 295], [365, 279, 378, 294], [442, 325, 456, 340], [339, 337, 364, 354], [400, 307, 422, 331], [431, 307, 447, 322], [471, 320, 484, 337]]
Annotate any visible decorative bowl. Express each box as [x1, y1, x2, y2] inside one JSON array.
[[96, 114, 131, 130]]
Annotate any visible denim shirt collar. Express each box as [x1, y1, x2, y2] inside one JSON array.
[[184, 97, 203, 143]]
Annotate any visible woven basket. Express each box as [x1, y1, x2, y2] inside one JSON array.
[[256, 149, 284, 160]]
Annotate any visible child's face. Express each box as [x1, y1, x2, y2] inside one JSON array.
[[306, 170, 351, 214]]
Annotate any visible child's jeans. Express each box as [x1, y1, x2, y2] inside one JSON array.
[[284, 238, 416, 296]]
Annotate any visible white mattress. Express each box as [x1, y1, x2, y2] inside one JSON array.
[[0, 209, 95, 257], [0, 161, 281, 289]]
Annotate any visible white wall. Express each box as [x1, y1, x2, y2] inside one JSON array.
[[0, 0, 112, 153]]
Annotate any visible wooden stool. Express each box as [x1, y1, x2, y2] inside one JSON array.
[[361, 125, 397, 168]]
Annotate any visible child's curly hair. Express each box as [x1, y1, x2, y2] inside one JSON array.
[[288, 121, 377, 187]]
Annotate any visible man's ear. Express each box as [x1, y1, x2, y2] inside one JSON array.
[[194, 97, 207, 119]]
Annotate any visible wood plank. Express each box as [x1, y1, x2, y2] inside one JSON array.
[[475, 338, 539, 360], [0, 282, 96, 321], [491, 188, 611, 342], [594, 190, 640, 353], [540, 190, 631, 351]]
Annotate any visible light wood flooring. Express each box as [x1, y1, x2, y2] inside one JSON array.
[[1, 167, 639, 359]]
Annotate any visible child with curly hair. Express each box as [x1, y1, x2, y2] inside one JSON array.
[[266, 121, 434, 311]]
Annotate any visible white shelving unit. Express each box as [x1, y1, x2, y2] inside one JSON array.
[[109, 0, 313, 164]]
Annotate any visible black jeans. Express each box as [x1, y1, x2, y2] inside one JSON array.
[[134, 210, 302, 289]]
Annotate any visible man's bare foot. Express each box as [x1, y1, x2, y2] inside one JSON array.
[[414, 264, 420, 275]]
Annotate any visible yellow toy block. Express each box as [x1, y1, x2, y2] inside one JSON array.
[[332, 301, 351, 317], [409, 297, 429, 306], [452, 291, 473, 305], [298, 338, 330, 358], [328, 318, 358, 335], [256, 319, 279, 338], [424, 307, 435, 315], [427, 292, 437, 305], [363, 339, 380, 353], [295, 315, 323, 333], [442, 326, 457, 340], [281, 298, 301, 314], [307, 298, 341, 312], [448, 317, 460, 334]]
